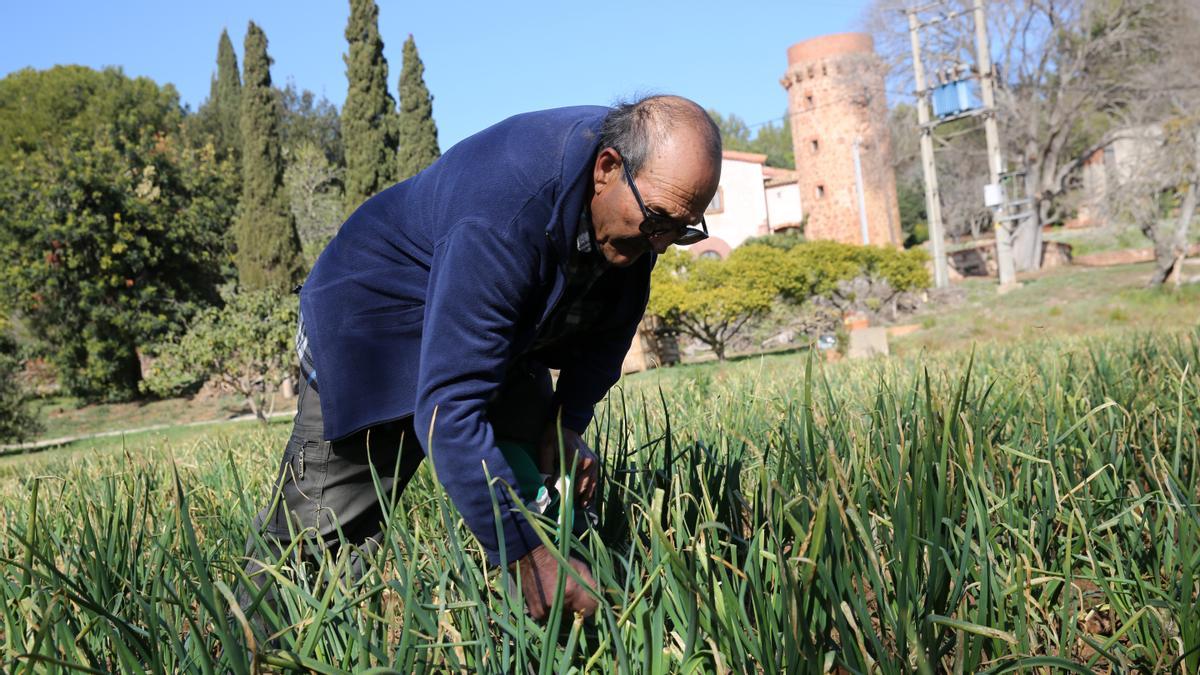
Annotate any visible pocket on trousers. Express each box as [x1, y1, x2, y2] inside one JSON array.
[[271, 434, 329, 534]]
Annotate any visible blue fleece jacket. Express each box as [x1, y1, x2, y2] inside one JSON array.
[[298, 106, 652, 564]]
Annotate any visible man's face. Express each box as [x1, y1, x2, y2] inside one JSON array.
[[589, 131, 720, 267]]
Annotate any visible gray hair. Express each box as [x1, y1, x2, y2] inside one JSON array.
[[598, 95, 722, 177]]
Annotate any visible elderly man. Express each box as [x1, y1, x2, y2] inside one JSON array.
[[248, 94, 721, 619]]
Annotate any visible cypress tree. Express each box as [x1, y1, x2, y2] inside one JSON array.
[[396, 34, 440, 181], [342, 0, 397, 212], [213, 29, 242, 154], [236, 21, 303, 292], [194, 29, 242, 158]]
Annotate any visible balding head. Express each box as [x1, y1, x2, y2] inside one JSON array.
[[598, 95, 723, 179], [589, 95, 723, 267]]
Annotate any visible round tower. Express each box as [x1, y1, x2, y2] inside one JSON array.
[[781, 33, 901, 246]]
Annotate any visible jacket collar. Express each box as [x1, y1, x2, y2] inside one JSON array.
[[544, 113, 605, 265]]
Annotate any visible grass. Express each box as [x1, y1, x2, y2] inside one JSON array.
[[1043, 223, 1200, 258], [21, 259, 1188, 446], [891, 261, 1200, 356], [28, 390, 282, 441], [2, 325, 1199, 672], [1043, 225, 1157, 257], [16, 388, 295, 447], [0, 415, 292, 479]]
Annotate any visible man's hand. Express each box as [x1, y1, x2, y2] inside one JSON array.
[[512, 545, 599, 621], [537, 424, 599, 509]]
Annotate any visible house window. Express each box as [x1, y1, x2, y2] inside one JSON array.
[[706, 187, 724, 214], [810, 139, 819, 153], [816, 185, 825, 199], [805, 94, 814, 108], [699, 250, 723, 260]]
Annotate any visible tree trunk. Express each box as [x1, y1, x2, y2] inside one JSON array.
[[112, 346, 145, 402], [1011, 170, 1045, 272], [713, 342, 727, 361], [1148, 180, 1197, 287], [1148, 131, 1199, 288], [245, 394, 266, 423], [1011, 213, 1043, 272]]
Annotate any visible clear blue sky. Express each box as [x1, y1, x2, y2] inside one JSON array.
[[1, 0, 874, 149]]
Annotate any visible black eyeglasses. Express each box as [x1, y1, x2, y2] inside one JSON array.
[[619, 157, 709, 246]]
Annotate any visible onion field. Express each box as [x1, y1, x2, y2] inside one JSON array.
[[2, 329, 1198, 673]]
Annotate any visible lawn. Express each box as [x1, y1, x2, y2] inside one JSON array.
[[891, 260, 1200, 356], [0, 415, 291, 480], [27, 390, 290, 442], [1043, 224, 1200, 258]]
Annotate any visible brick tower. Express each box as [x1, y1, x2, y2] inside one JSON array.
[[781, 33, 901, 246]]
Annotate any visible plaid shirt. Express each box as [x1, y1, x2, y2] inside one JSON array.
[[296, 307, 318, 390], [297, 210, 609, 388], [527, 208, 609, 356]]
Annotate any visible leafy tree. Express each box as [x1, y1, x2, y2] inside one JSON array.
[[279, 83, 343, 166], [236, 22, 304, 292], [649, 246, 790, 360], [708, 109, 752, 152], [0, 66, 232, 400], [342, 0, 397, 211], [649, 241, 930, 360], [285, 140, 343, 263], [749, 117, 794, 169], [0, 66, 178, 157], [193, 29, 242, 159], [707, 109, 794, 169], [897, 180, 928, 248], [182, 30, 244, 286], [278, 85, 344, 264], [396, 34, 441, 181], [0, 333, 41, 443], [142, 290, 298, 422]]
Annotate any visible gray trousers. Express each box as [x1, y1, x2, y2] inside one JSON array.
[[244, 361, 555, 580]]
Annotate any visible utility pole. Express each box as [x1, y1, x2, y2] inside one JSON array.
[[973, 0, 1017, 289], [908, 7, 950, 289]]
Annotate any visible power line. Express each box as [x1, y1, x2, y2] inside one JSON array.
[[734, 81, 932, 133]]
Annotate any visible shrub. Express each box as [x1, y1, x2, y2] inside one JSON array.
[[741, 230, 806, 251], [781, 240, 930, 301]]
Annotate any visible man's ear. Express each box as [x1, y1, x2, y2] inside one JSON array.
[[593, 147, 621, 196]]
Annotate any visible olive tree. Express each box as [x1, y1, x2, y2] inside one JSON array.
[[649, 246, 792, 361], [649, 242, 930, 360], [142, 290, 297, 422]]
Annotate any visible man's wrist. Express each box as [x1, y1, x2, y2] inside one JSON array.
[[549, 400, 593, 435]]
